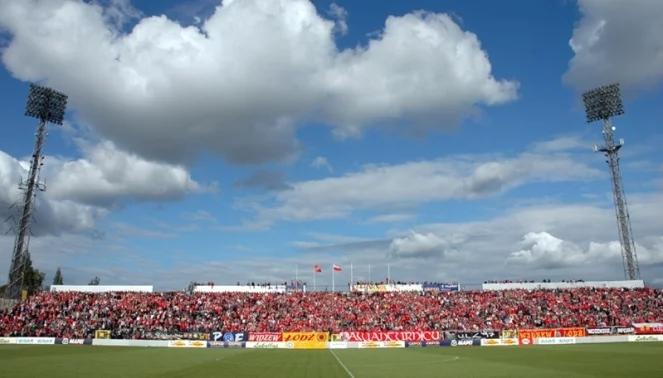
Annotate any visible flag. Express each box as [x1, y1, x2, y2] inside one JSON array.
[[314, 264, 322, 273], [333, 264, 342, 272]]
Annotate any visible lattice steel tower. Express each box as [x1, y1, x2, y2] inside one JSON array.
[[582, 83, 639, 280], [6, 84, 67, 299]]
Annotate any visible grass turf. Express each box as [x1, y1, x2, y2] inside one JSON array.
[[1, 343, 662, 377]]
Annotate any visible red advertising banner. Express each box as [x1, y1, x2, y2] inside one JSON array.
[[633, 323, 663, 335], [248, 332, 282, 342], [518, 328, 586, 345], [338, 331, 441, 342]]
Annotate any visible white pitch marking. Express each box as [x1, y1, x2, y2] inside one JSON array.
[[329, 349, 355, 378]]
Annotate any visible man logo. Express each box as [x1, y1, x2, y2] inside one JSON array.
[[450, 340, 458, 347]]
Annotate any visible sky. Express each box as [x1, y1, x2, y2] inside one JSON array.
[[0, 0, 662, 290]]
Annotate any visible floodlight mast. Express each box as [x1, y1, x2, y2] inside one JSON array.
[[6, 84, 67, 299], [582, 83, 639, 280]]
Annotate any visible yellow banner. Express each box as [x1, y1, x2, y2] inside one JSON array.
[[95, 330, 111, 339], [282, 332, 329, 349]]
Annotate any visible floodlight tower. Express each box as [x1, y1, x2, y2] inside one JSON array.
[[582, 83, 639, 280], [6, 84, 67, 299]]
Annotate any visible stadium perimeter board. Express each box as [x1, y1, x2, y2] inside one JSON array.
[[1, 343, 662, 378]]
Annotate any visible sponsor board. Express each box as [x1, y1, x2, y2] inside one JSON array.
[[575, 335, 630, 344], [453, 330, 500, 340], [339, 331, 440, 342], [93, 339, 170, 347], [616, 327, 635, 335], [94, 330, 111, 339], [633, 323, 663, 335], [535, 337, 576, 345], [0, 337, 16, 344], [245, 341, 288, 349], [167, 340, 208, 348], [628, 335, 663, 342], [248, 332, 282, 342], [518, 328, 585, 345], [209, 341, 245, 348], [586, 328, 612, 335], [282, 332, 329, 349], [351, 341, 406, 349], [480, 338, 519, 346], [15, 337, 56, 345], [211, 331, 247, 342], [328, 341, 348, 349]]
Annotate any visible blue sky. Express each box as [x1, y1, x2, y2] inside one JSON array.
[[0, 0, 662, 290]]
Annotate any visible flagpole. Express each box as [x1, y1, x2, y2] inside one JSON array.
[[332, 264, 335, 292], [313, 270, 316, 292], [350, 263, 353, 289], [388, 263, 391, 284], [295, 264, 299, 289], [368, 264, 371, 283]]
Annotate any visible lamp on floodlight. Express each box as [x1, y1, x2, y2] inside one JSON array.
[[6, 84, 67, 299], [582, 83, 640, 281]]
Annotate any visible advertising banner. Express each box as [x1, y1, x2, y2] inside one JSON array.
[[535, 337, 576, 345], [452, 330, 500, 340], [615, 327, 635, 335], [209, 341, 245, 348], [422, 283, 460, 292], [480, 338, 519, 346], [633, 323, 663, 335], [245, 341, 289, 349], [14, 337, 56, 345], [211, 331, 247, 342], [351, 284, 423, 293], [338, 331, 441, 342], [248, 332, 282, 342], [586, 328, 612, 335], [94, 330, 111, 339], [92, 339, 170, 347], [282, 332, 329, 349], [352, 341, 406, 349], [167, 340, 208, 348], [628, 335, 663, 342], [518, 328, 585, 345], [328, 341, 348, 349], [0, 337, 16, 344]]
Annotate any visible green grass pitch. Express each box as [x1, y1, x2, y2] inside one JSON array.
[[1, 343, 662, 377]]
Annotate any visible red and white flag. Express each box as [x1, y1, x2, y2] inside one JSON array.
[[333, 264, 342, 272], [313, 264, 322, 273]]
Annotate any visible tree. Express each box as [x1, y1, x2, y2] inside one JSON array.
[[21, 252, 45, 295], [88, 276, 100, 285], [52, 267, 63, 285]]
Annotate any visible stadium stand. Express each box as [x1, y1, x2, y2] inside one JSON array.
[[1, 287, 661, 339]]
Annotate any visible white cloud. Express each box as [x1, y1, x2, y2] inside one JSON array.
[[0, 142, 202, 235], [327, 3, 348, 36], [369, 213, 415, 223], [310, 156, 333, 172], [249, 149, 601, 225], [0, 0, 517, 164], [564, 0, 663, 91], [390, 231, 451, 258]]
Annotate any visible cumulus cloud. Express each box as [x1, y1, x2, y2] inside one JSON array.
[[0, 142, 202, 235], [247, 149, 601, 225], [564, 0, 663, 91], [390, 231, 451, 258], [0, 0, 517, 164], [310, 156, 333, 172], [235, 170, 291, 191], [327, 3, 348, 35], [508, 231, 663, 271]]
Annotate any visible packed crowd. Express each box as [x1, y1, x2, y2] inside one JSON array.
[[0, 288, 661, 339]]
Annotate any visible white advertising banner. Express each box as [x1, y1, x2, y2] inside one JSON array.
[[167, 340, 208, 348], [535, 337, 576, 345], [628, 335, 663, 342], [245, 341, 289, 349], [482, 280, 644, 291]]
